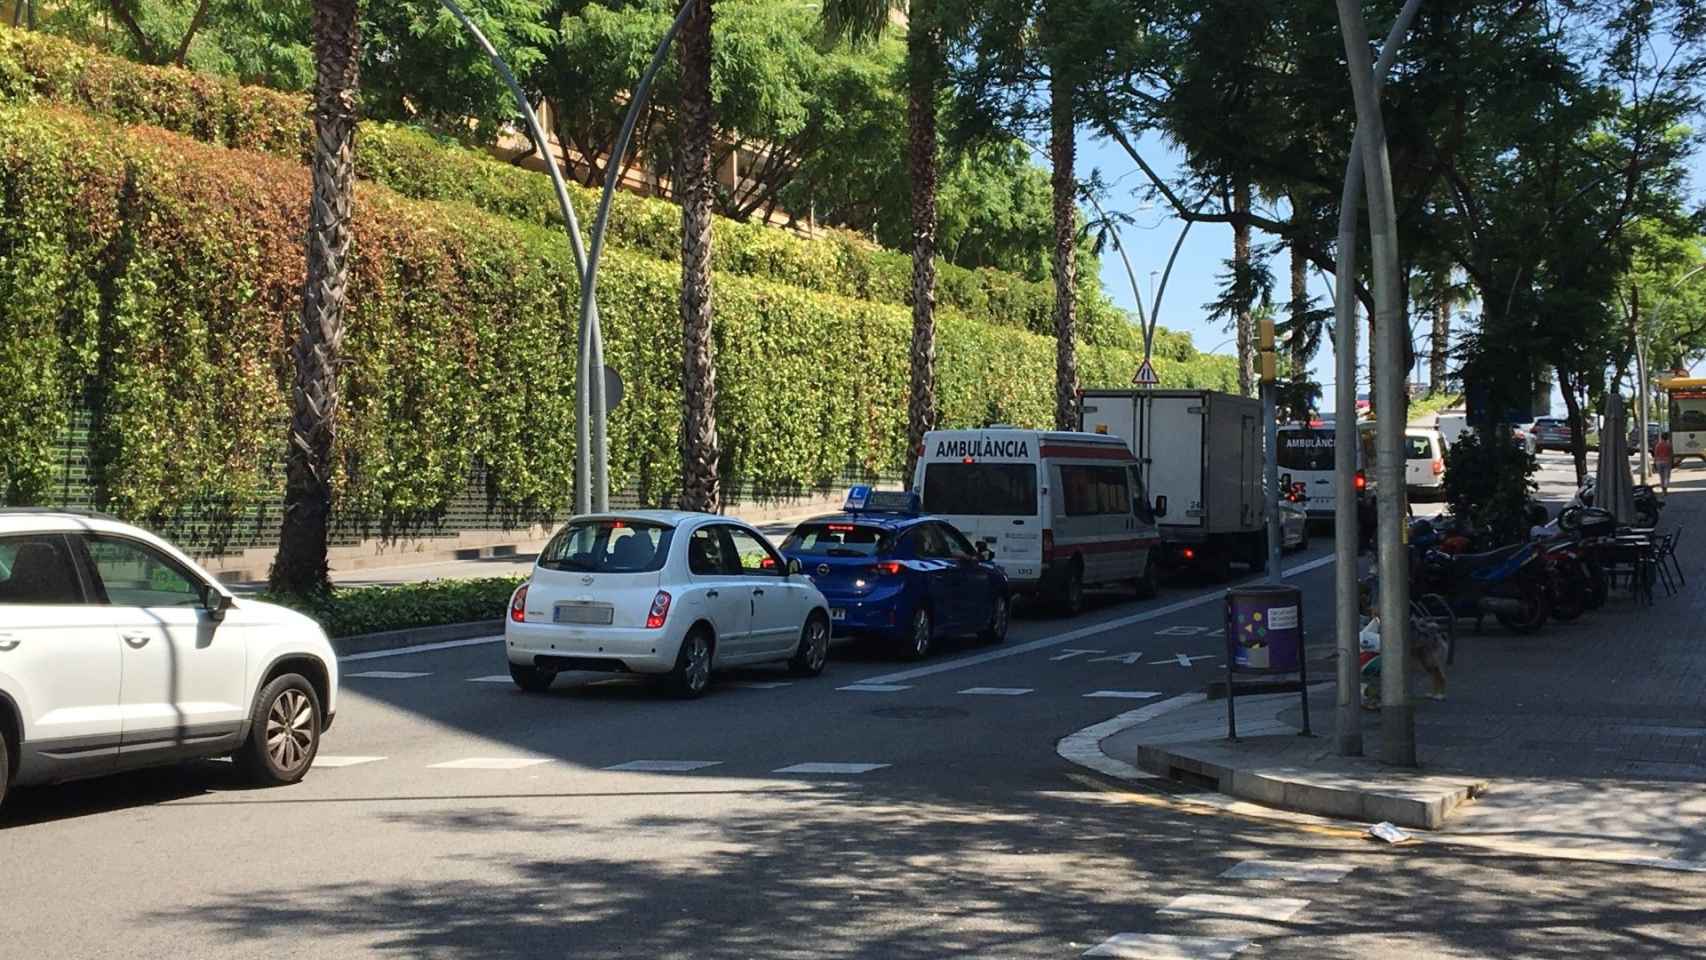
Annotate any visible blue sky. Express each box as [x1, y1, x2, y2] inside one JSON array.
[[1070, 127, 1706, 416]]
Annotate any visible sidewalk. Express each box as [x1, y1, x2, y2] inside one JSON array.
[[1096, 466, 1706, 865]]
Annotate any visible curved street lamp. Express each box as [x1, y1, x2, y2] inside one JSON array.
[[439, 0, 695, 514]]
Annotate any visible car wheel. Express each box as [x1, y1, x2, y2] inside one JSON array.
[[510, 663, 557, 694], [979, 594, 1011, 645], [789, 614, 831, 676], [669, 629, 714, 698], [905, 607, 933, 660], [236, 674, 322, 787], [1057, 564, 1085, 616], [1133, 554, 1158, 600]]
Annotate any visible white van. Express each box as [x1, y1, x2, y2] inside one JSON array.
[[1276, 421, 1375, 519], [913, 429, 1160, 613], [1405, 428, 1449, 498]]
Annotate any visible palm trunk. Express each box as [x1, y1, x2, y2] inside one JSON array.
[[1233, 179, 1254, 398], [271, 0, 359, 595], [1429, 288, 1450, 396], [1049, 68, 1078, 431], [1289, 237, 1308, 373], [678, 0, 721, 512], [903, 13, 939, 487]]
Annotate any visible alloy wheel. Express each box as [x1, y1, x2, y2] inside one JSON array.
[[685, 634, 712, 693], [912, 610, 932, 658], [265, 689, 314, 775]]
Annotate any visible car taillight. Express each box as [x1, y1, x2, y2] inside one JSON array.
[[1432, 459, 1444, 476], [646, 590, 672, 629], [510, 583, 529, 623], [872, 561, 903, 576], [1182, 547, 1196, 561], [1354, 471, 1368, 491], [1042, 529, 1055, 560]]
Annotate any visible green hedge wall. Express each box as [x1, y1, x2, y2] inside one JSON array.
[[0, 23, 1138, 345], [0, 105, 1236, 530]]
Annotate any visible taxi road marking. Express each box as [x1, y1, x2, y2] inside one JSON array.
[[1083, 690, 1162, 700], [838, 683, 913, 693], [958, 687, 1034, 696], [774, 762, 890, 775], [605, 760, 723, 773]]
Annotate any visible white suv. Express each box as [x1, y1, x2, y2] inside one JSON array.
[[0, 510, 339, 809], [507, 512, 832, 697]]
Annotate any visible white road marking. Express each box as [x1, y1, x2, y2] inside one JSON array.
[[1051, 648, 1105, 661], [604, 760, 723, 773], [467, 675, 513, 683], [428, 757, 555, 770], [1158, 893, 1311, 922], [340, 635, 502, 662], [729, 681, 794, 689], [838, 683, 913, 693], [311, 755, 387, 768], [1155, 625, 1215, 637], [773, 762, 890, 775], [1083, 690, 1163, 700], [859, 554, 1333, 685], [1083, 934, 1250, 959], [1055, 692, 1208, 780], [957, 687, 1034, 696], [1090, 653, 1145, 665], [1160, 653, 1215, 668], [1221, 860, 1355, 883], [344, 671, 431, 679]]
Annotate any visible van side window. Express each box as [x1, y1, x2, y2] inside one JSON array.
[[1061, 465, 1130, 516]]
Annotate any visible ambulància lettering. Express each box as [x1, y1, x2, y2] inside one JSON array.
[[935, 438, 1031, 459]]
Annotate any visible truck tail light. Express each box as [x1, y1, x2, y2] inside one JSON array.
[[1042, 529, 1055, 560], [510, 583, 529, 623], [646, 591, 672, 629]]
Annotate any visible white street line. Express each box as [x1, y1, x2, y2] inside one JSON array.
[[1158, 894, 1311, 922], [467, 675, 513, 683], [861, 555, 1334, 685], [1083, 934, 1250, 959], [604, 760, 723, 773], [344, 671, 431, 680], [311, 755, 387, 768], [1055, 692, 1207, 781], [773, 762, 890, 775], [838, 683, 912, 693], [729, 681, 794, 689], [1221, 860, 1355, 883], [340, 635, 502, 663], [1083, 690, 1163, 700], [957, 687, 1033, 696], [428, 757, 554, 770]]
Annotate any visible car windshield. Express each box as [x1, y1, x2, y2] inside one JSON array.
[[921, 462, 1038, 516], [1672, 397, 1706, 432], [1277, 430, 1335, 471], [538, 519, 673, 573], [781, 522, 890, 558]]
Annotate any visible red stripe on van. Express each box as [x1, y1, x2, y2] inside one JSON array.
[[1038, 444, 1136, 462]]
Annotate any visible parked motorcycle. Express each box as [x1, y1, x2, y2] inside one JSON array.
[[1572, 476, 1662, 528], [1367, 519, 1552, 633]]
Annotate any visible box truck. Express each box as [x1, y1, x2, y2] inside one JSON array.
[[1079, 388, 1268, 578]]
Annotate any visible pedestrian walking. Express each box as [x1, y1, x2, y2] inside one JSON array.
[[1656, 432, 1674, 495]]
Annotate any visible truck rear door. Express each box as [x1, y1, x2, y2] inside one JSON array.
[[1144, 395, 1206, 531]]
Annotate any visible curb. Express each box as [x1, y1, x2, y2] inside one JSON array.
[[331, 620, 504, 658]]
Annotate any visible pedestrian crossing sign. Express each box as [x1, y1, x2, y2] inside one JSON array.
[[1133, 359, 1159, 386]]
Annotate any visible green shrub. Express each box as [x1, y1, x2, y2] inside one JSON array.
[[260, 577, 524, 638], [0, 104, 1233, 532], [1442, 428, 1537, 544], [0, 23, 1129, 340]]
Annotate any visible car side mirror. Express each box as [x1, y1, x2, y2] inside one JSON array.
[[1153, 495, 1168, 518], [204, 591, 233, 622], [978, 546, 995, 563], [786, 557, 803, 577]]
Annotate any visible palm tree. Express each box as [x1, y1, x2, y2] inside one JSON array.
[[822, 0, 939, 484], [271, 0, 360, 595], [1232, 178, 1255, 398], [678, 0, 721, 512], [1044, 7, 1078, 431]]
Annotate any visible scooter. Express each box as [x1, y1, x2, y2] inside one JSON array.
[[1412, 535, 1553, 634], [1572, 476, 1662, 528]]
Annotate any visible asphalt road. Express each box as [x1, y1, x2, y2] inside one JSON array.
[[4, 453, 1702, 959]]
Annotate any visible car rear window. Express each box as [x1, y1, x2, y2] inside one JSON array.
[[539, 520, 673, 573], [921, 462, 1038, 516], [1406, 435, 1434, 460], [781, 523, 890, 557], [1277, 430, 1335, 471]]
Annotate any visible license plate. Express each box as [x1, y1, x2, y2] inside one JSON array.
[[830, 608, 846, 621], [554, 603, 613, 625]]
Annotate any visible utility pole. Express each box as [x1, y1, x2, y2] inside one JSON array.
[[1260, 315, 1282, 581], [1331, 0, 1422, 760], [1337, 0, 1415, 767]]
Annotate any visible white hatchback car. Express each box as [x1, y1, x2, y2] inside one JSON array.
[[0, 510, 339, 810], [506, 512, 832, 697]]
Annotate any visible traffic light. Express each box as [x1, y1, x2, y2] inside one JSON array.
[[1258, 315, 1277, 384]]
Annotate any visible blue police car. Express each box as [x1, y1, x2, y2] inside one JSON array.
[[778, 487, 1010, 659]]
